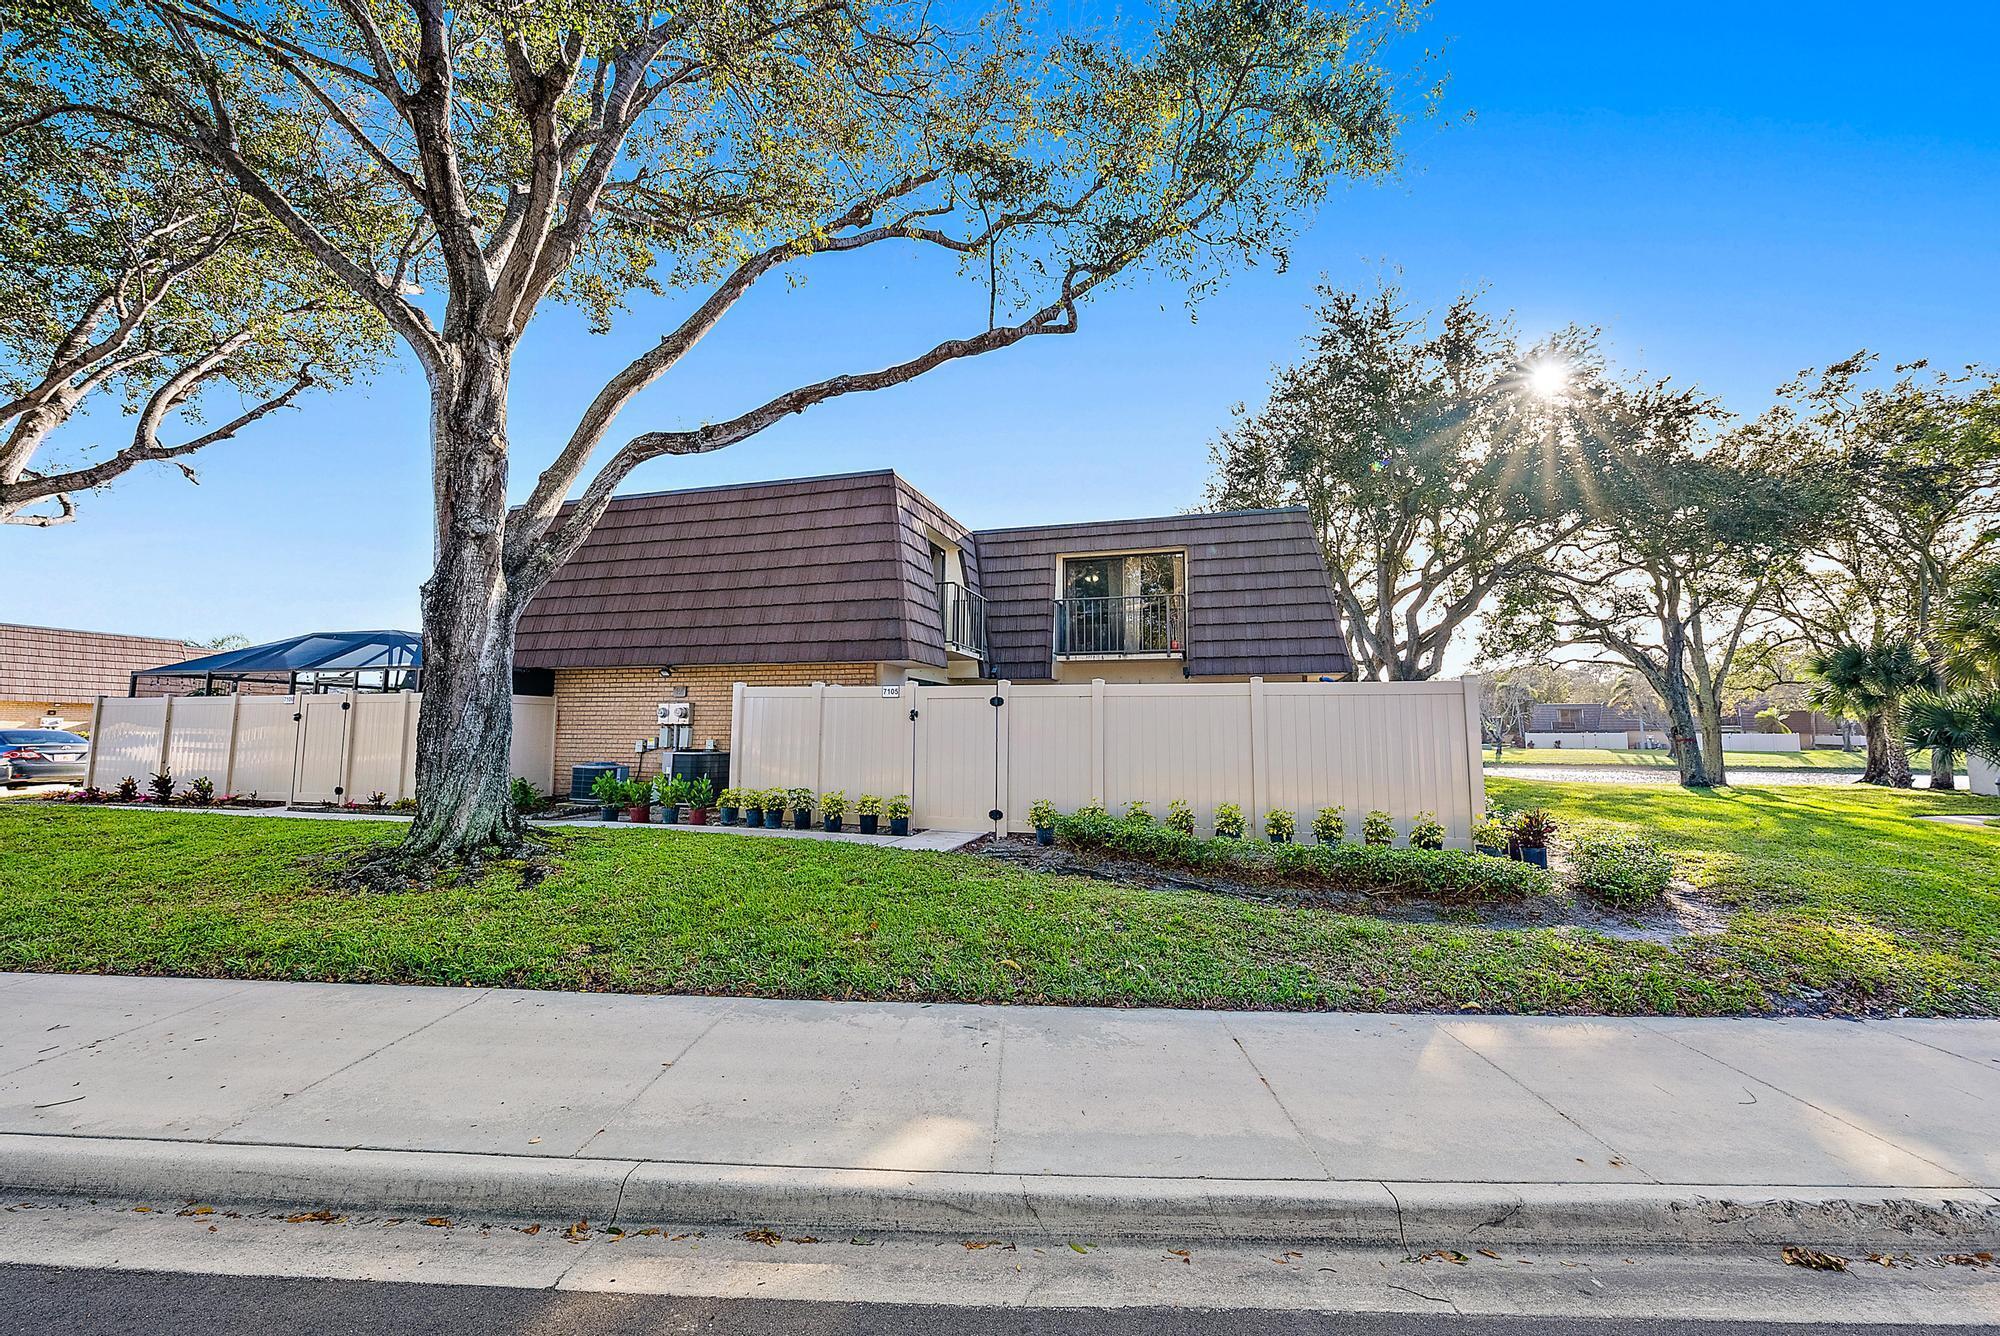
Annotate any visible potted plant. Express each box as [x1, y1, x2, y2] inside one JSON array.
[[761, 788, 789, 829], [590, 769, 625, 821], [1472, 812, 1510, 857], [1213, 801, 1245, 839], [1312, 805, 1346, 846], [787, 786, 814, 831], [624, 778, 653, 823], [820, 789, 848, 832], [1361, 809, 1396, 847], [886, 793, 912, 837], [1410, 811, 1446, 851], [1512, 808, 1557, 868], [717, 788, 741, 826], [856, 793, 883, 835], [1265, 808, 1295, 843], [1165, 798, 1195, 835], [1122, 799, 1153, 825], [684, 776, 714, 825], [1029, 798, 1060, 846]]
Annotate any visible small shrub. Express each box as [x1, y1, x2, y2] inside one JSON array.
[[1361, 810, 1396, 847], [856, 793, 883, 817], [70, 786, 109, 804], [1122, 799, 1153, 825], [366, 789, 388, 809], [886, 794, 912, 820], [1472, 812, 1510, 852], [1028, 798, 1060, 830], [116, 775, 140, 802], [181, 776, 216, 807], [1312, 806, 1346, 845], [590, 770, 626, 806], [717, 787, 741, 810], [1165, 798, 1196, 834], [1565, 825, 1675, 906], [390, 797, 418, 812], [1409, 811, 1445, 851], [761, 788, 789, 814], [786, 786, 814, 814], [510, 777, 543, 814], [1075, 797, 1109, 821], [684, 776, 714, 810], [1213, 802, 1245, 839], [820, 789, 848, 820], [148, 771, 175, 804], [1264, 808, 1295, 841]]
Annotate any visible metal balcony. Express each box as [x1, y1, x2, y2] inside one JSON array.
[[1053, 593, 1188, 658], [939, 582, 986, 659]]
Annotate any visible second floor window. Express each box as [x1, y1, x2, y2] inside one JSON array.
[[1057, 551, 1187, 656]]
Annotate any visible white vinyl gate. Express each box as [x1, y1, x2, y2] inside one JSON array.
[[733, 677, 1486, 846], [83, 691, 556, 804]]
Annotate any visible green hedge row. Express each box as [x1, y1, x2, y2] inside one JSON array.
[[1051, 811, 1553, 902]]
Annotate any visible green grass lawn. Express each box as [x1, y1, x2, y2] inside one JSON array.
[[1485, 745, 1882, 770], [3, 782, 1999, 1015]]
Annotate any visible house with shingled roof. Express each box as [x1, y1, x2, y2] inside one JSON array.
[[514, 470, 1351, 782]]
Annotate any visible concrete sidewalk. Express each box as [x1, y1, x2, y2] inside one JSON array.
[[5, 972, 2000, 1247]]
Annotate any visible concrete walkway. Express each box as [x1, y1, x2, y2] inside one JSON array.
[[5, 973, 2000, 1247]]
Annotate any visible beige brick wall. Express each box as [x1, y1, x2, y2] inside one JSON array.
[[551, 662, 879, 789], [0, 699, 94, 731]]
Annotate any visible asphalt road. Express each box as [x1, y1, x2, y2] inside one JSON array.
[[3, 1265, 1995, 1336]]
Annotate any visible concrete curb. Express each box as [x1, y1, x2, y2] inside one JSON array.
[[6, 1134, 2000, 1249]]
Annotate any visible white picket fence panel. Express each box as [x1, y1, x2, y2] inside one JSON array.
[[83, 691, 555, 803], [734, 677, 1486, 846]]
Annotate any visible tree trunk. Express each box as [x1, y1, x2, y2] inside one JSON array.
[[1931, 745, 1958, 791], [1695, 695, 1730, 788], [398, 340, 528, 866], [1659, 652, 1712, 788], [1862, 708, 1914, 788]]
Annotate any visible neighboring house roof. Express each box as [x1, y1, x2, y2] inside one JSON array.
[[135, 630, 421, 677], [516, 471, 962, 669], [973, 508, 1350, 679], [1527, 702, 1643, 732], [514, 471, 1350, 678], [0, 622, 195, 700]]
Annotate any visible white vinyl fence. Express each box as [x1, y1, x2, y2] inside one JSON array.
[[733, 677, 1486, 847], [84, 692, 555, 804], [1973, 753, 1999, 798]]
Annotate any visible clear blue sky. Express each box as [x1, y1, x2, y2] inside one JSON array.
[[6, 3, 1997, 644]]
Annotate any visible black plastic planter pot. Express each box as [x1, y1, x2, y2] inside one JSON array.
[[823, 817, 843, 833], [659, 806, 678, 825], [858, 814, 879, 835], [1268, 833, 1288, 843], [600, 806, 620, 822], [889, 817, 910, 837], [1520, 845, 1549, 868], [793, 811, 812, 831], [718, 806, 738, 825], [1036, 827, 1055, 846], [746, 809, 765, 828]]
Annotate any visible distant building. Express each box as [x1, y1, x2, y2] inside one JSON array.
[[0, 622, 194, 731]]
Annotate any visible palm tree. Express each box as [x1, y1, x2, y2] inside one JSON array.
[[1941, 560, 2000, 689], [1807, 640, 1935, 787], [1904, 693, 1977, 789]]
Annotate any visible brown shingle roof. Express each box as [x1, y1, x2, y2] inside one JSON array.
[[516, 471, 948, 669], [514, 473, 1351, 680], [971, 508, 1349, 679], [0, 623, 196, 700]]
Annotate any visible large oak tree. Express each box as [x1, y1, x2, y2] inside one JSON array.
[[7, 0, 1434, 870]]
